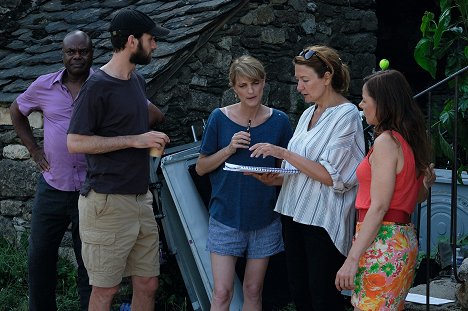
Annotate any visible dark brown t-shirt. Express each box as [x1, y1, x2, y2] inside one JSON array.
[[68, 69, 150, 195]]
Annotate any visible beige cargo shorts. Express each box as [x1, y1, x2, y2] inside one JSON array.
[[78, 189, 160, 287]]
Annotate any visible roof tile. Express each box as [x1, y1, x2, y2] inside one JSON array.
[[0, 0, 245, 103]]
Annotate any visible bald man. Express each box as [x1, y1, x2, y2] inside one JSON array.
[[10, 30, 93, 311]]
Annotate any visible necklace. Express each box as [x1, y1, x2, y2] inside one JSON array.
[[247, 104, 262, 130]]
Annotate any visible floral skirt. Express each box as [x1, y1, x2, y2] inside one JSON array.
[[351, 221, 418, 311]]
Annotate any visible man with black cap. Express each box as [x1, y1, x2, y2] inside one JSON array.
[[67, 8, 170, 311]]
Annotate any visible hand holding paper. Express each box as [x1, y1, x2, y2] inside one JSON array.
[[245, 171, 284, 186]]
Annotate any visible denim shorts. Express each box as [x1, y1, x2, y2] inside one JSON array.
[[206, 216, 284, 259]]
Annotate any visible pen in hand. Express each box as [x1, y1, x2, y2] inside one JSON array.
[[246, 119, 251, 133]]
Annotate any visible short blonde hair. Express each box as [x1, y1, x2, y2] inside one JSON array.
[[229, 55, 266, 87]]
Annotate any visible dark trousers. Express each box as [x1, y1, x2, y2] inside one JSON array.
[[282, 215, 346, 311], [28, 176, 91, 311]]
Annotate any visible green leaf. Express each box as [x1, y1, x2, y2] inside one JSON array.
[[421, 11, 435, 34], [438, 124, 455, 161], [462, 164, 468, 176], [434, 40, 454, 59], [445, 48, 467, 64], [457, 118, 468, 153], [447, 26, 464, 34], [414, 38, 437, 78], [440, 99, 454, 129], [440, 0, 451, 12], [434, 8, 452, 48], [455, 0, 468, 20], [415, 0, 467, 184], [459, 94, 468, 116], [457, 165, 466, 184]]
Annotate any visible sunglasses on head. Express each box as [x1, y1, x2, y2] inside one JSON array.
[[298, 49, 329, 70]]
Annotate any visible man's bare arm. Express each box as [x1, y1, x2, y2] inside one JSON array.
[[148, 102, 164, 127], [67, 131, 170, 154]]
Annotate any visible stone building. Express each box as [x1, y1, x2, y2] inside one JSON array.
[[0, 0, 377, 245]]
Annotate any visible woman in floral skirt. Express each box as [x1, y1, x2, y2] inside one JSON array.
[[335, 69, 435, 311]]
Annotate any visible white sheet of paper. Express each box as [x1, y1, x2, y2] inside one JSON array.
[[405, 293, 455, 305]]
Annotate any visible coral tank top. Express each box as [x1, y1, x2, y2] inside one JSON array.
[[355, 131, 423, 214]]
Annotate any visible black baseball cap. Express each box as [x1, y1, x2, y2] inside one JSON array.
[[109, 8, 170, 38]]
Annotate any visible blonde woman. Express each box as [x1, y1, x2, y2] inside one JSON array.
[[196, 55, 293, 311]]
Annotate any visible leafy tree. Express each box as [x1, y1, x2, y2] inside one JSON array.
[[414, 0, 468, 181]]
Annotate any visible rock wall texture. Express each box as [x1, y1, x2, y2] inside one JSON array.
[[0, 0, 377, 248]]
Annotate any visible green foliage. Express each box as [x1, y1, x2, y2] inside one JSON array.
[[0, 235, 79, 311], [55, 256, 80, 311], [110, 279, 133, 310], [112, 257, 193, 311], [414, 0, 468, 180], [279, 303, 297, 311], [0, 236, 28, 310], [415, 0, 467, 78], [0, 235, 192, 311], [155, 257, 191, 311], [457, 233, 468, 246]]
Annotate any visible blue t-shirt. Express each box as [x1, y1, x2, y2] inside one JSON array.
[[199, 108, 293, 230]]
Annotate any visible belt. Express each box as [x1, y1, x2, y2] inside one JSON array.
[[357, 209, 411, 224]]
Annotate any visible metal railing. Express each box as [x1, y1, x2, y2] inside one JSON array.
[[413, 65, 468, 309]]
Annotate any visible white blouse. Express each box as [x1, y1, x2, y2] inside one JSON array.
[[276, 103, 365, 255]]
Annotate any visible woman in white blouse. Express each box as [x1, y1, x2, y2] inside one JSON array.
[[250, 45, 365, 311]]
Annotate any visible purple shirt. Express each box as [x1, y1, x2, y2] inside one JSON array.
[[16, 69, 92, 191]]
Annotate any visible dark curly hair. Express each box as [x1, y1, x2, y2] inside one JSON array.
[[110, 32, 143, 52]]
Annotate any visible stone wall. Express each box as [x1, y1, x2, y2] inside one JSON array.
[[0, 0, 377, 245], [154, 0, 377, 145]]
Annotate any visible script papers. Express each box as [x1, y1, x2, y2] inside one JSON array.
[[223, 162, 299, 175]]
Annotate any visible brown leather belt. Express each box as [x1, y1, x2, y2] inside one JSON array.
[[357, 209, 411, 224]]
